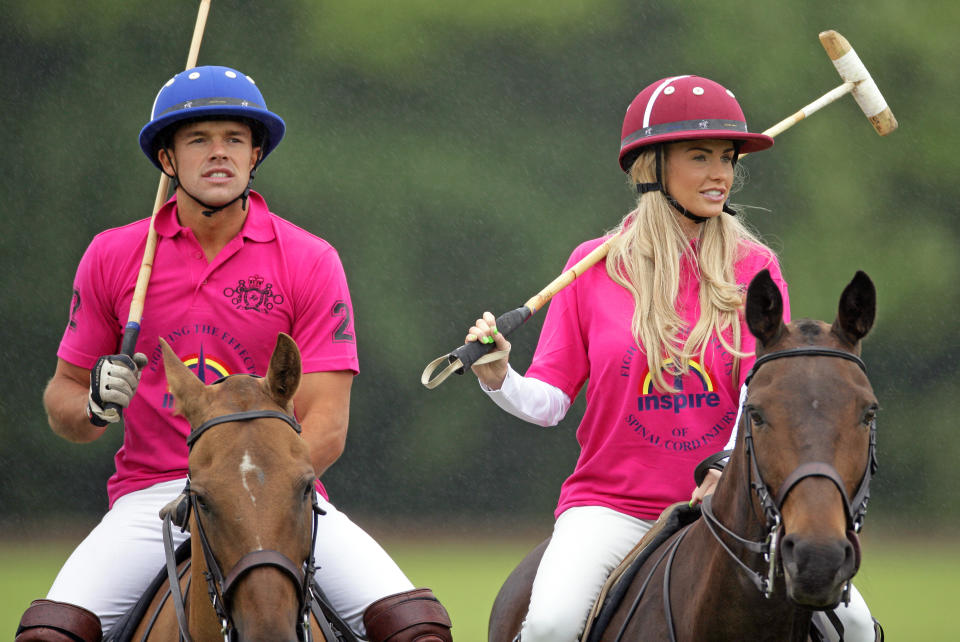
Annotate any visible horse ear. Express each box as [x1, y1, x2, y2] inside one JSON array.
[[265, 333, 302, 406], [832, 270, 876, 346], [745, 269, 786, 348], [160, 338, 205, 415]]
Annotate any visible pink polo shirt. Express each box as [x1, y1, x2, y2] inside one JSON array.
[[525, 236, 790, 520], [59, 191, 358, 506]]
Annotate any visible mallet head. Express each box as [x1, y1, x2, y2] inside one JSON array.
[[819, 30, 898, 136]]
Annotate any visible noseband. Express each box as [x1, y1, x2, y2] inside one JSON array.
[[700, 346, 878, 602], [162, 387, 324, 642]]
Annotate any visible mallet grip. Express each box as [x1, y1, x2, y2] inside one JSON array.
[[448, 306, 533, 373], [421, 306, 533, 389]]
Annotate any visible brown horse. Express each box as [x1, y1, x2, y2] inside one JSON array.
[[489, 270, 879, 641], [126, 333, 335, 641]]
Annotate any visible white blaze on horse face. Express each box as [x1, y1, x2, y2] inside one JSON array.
[[239, 450, 266, 549]]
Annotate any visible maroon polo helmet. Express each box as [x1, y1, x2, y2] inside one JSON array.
[[618, 75, 773, 171]]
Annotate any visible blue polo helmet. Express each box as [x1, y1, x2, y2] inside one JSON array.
[[139, 65, 286, 169]]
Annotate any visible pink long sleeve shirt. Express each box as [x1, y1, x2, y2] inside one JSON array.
[[525, 236, 790, 520]]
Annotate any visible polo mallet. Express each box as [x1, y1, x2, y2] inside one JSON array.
[[421, 29, 897, 390], [106, 0, 212, 418], [753, 30, 897, 147]]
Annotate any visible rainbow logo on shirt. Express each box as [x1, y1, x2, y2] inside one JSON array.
[[637, 358, 720, 413], [182, 346, 231, 384]]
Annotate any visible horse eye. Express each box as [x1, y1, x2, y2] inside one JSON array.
[[747, 407, 765, 426], [862, 405, 878, 426], [302, 480, 315, 500]]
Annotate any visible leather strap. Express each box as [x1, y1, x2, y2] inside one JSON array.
[[188, 409, 300, 448], [774, 462, 851, 513], [162, 513, 193, 642], [222, 550, 304, 601]]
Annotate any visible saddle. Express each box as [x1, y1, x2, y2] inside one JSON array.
[[582, 502, 701, 642], [102, 539, 357, 642]]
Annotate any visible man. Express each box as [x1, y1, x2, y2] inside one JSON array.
[[17, 65, 451, 642]]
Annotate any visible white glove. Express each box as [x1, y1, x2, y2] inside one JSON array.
[[87, 352, 148, 426]]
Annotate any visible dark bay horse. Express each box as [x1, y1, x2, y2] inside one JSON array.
[[127, 333, 334, 641], [489, 270, 879, 641]]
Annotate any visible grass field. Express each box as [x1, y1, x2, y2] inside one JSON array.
[[2, 534, 953, 641]]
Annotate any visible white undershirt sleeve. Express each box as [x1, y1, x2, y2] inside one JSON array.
[[723, 383, 748, 452], [479, 364, 571, 427]]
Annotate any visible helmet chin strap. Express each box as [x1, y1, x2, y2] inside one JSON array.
[[162, 148, 262, 217], [636, 144, 738, 224], [172, 170, 256, 217]]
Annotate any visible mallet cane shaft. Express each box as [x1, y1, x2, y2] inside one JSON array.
[[421, 29, 897, 389], [108, 0, 212, 415]]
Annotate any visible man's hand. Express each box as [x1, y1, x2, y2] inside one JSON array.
[[87, 353, 148, 426]]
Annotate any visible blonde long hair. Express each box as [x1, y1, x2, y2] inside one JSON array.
[[606, 146, 770, 393]]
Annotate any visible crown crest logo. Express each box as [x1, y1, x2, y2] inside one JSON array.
[[223, 275, 283, 313]]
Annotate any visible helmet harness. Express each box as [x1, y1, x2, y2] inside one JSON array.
[[635, 143, 741, 224], [159, 119, 264, 217]]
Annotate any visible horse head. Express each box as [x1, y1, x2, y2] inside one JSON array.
[[743, 269, 877, 609], [161, 333, 317, 641]]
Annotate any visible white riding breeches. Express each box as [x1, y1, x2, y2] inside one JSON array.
[[521, 506, 655, 642], [46, 478, 413, 636], [818, 584, 876, 642]]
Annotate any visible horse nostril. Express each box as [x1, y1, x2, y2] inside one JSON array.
[[843, 537, 857, 568], [780, 535, 795, 561]]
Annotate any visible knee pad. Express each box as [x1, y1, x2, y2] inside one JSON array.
[[363, 588, 452, 642], [15, 599, 102, 642]]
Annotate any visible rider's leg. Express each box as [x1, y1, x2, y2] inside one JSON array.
[[311, 493, 442, 638], [521, 506, 653, 642], [363, 588, 453, 642], [41, 479, 189, 635], [817, 584, 881, 642]]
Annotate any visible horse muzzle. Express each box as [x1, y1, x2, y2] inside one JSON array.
[[780, 530, 860, 608]]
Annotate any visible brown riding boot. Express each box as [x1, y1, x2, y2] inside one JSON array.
[[15, 599, 103, 642], [363, 588, 453, 642]]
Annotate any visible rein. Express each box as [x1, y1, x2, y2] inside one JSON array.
[[701, 346, 878, 600], [162, 404, 324, 642]]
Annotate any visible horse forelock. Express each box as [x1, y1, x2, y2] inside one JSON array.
[[794, 319, 825, 340]]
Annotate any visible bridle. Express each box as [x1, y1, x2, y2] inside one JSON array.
[[615, 346, 879, 642], [162, 379, 324, 642], [700, 346, 878, 601]]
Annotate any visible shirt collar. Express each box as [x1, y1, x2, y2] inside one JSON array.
[[153, 190, 274, 242]]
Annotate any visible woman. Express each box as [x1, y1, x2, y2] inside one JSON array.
[[466, 75, 877, 641]]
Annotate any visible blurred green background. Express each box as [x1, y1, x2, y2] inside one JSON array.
[[2, 0, 957, 638]]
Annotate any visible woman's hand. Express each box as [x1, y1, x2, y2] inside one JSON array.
[[689, 468, 721, 507], [467, 311, 511, 390]]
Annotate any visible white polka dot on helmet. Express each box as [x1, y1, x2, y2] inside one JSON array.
[[618, 75, 773, 171]]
